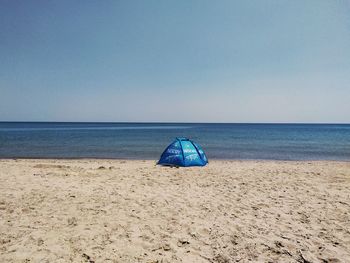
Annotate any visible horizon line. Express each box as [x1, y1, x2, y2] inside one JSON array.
[[0, 121, 349, 125]]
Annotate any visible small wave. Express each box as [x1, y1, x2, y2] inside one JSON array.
[[0, 126, 192, 132]]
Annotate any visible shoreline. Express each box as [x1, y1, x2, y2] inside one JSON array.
[[1, 157, 350, 162], [1, 159, 349, 262]]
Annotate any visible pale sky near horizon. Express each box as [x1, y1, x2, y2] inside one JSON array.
[[1, 0, 350, 123]]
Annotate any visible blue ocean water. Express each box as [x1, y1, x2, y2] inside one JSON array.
[[0, 122, 349, 160]]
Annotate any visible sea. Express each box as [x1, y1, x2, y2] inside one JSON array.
[[0, 122, 349, 160]]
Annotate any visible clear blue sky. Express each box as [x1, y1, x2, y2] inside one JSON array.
[[1, 0, 349, 123]]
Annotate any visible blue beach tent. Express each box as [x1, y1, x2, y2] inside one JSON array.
[[157, 137, 208, 167]]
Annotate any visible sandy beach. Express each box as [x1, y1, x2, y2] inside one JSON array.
[[0, 159, 349, 262]]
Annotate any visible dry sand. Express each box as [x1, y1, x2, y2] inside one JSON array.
[[0, 159, 349, 263]]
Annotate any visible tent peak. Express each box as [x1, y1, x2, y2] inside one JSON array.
[[176, 137, 189, 141]]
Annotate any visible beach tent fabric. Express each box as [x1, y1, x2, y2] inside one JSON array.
[[158, 138, 208, 167]]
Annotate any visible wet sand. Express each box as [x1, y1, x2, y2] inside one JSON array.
[[0, 159, 349, 262]]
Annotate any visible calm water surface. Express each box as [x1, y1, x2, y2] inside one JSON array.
[[0, 122, 349, 160]]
